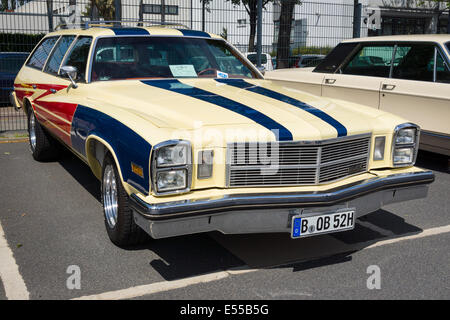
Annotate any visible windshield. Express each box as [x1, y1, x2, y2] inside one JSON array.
[[91, 37, 258, 81]]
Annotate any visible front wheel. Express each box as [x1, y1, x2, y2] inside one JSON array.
[[101, 154, 149, 247]]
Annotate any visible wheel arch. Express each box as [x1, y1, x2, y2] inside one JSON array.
[[85, 135, 128, 190], [23, 97, 33, 116]]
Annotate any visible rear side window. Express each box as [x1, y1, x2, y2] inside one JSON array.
[[44, 35, 75, 75], [313, 43, 358, 73], [341, 45, 394, 78], [26, 37, 59, 70], [446, 42, 450, 52], [61, 36, 92, 81], [435, 50, 450, 83], [392, 44, 435, 82]]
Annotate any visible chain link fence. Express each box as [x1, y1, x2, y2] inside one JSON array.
[[1, 0, 447, 132]]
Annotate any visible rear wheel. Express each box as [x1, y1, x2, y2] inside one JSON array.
[[101, 154, 149, 247], [27, 106, 59, 161]]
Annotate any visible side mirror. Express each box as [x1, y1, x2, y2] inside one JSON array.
[[257, 66, 266, 75], [60, 65, 78, 88]]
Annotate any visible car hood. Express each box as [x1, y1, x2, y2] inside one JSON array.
[[85, 78, 400, 142]]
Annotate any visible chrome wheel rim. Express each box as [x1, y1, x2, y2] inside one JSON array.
[[29, 113, 36, 151], [103, 164, 118, 228]]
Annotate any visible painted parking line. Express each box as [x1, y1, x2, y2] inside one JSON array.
[[363, 224, 450, 250], [0, 222, 29, 300], [0, 139, 28, 144], [73, 269, 255, 300], [73, 224, 450, 300]]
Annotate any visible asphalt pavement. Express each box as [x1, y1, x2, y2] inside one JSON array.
[[0, 141, 448, 300]]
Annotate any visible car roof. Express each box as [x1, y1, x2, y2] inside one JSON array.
[[342, 34, 450, 45], [44, 27, 222, 39]]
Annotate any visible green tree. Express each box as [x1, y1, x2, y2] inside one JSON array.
[[419, 0, 450, 33], [276, 0, 301, 69], [83, 0, 116, 20], [228, 0, 273, 52], [220, 27, 228, 40]]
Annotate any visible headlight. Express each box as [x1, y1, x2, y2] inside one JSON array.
[[393, 147, 414, 164], [156, 144, 188, 167], [151, 140, 192, 195], [395, 128, 416, 145], [156, 169, 187, 192], [392, 124, 419, 167]]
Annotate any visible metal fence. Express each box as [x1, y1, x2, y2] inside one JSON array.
[[1, 0, 448, 132]]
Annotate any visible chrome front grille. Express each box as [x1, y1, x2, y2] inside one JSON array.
[[227, 134, 371, 187]]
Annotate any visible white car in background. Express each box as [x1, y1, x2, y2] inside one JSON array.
[[245, 52, 274, 71], [266, 35, 450, 156]]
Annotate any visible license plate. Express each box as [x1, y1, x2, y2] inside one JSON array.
[[291, 209, 355, 239]]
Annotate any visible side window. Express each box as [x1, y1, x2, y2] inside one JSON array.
[[392, 44, 435, 82], [436, 51, 450, 84], [313, 42, 358, 73], [26, 37, 59, 70], [341, 45, 394, 77], [44, 35, 76, 75], [61, 36, 92, 82]]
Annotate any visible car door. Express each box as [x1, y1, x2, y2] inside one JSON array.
[[265, 42, 357, 97], [321, 43, 395, 109], [379, 42, 450, 155]]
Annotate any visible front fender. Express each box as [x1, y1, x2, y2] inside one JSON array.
[[71, 105, 152, 195]]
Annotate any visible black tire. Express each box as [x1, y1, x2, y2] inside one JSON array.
[[27, 106, 60, 161], [101, 154, 149, 247]]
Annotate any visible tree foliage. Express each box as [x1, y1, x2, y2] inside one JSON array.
[[83, 0, 116, 20], [227, 0, 273, 52]]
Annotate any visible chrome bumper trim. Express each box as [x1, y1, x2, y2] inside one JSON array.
[[9, 91, 20, 111], [130, 170, 434, 221]]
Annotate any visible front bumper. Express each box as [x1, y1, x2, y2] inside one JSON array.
[[9, 91, 21, 111], [130, 170, 434, 239]]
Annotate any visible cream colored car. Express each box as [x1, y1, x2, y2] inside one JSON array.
[[266, 35, 450, 156]]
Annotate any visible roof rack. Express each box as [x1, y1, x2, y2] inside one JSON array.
[[55, 20, 190, 31]]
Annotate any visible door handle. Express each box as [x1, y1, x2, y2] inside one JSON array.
[[382, 84, 396, 91], [325, 78, 336, 84]]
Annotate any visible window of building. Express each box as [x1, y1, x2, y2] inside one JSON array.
[[142, 4, 178, 15]]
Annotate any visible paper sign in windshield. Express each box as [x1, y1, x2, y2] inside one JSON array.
[[169, 65, 197, 78]]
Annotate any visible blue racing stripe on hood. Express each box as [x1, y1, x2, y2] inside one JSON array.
[[216, 79, 347, 137], [141, 79, 293, 141], [109, 27, 150, 35]]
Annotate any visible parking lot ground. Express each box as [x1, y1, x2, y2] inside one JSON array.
[[133, 232, 450, 300], [0, 278, 5, 300], [0, 142, 448, 300]]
